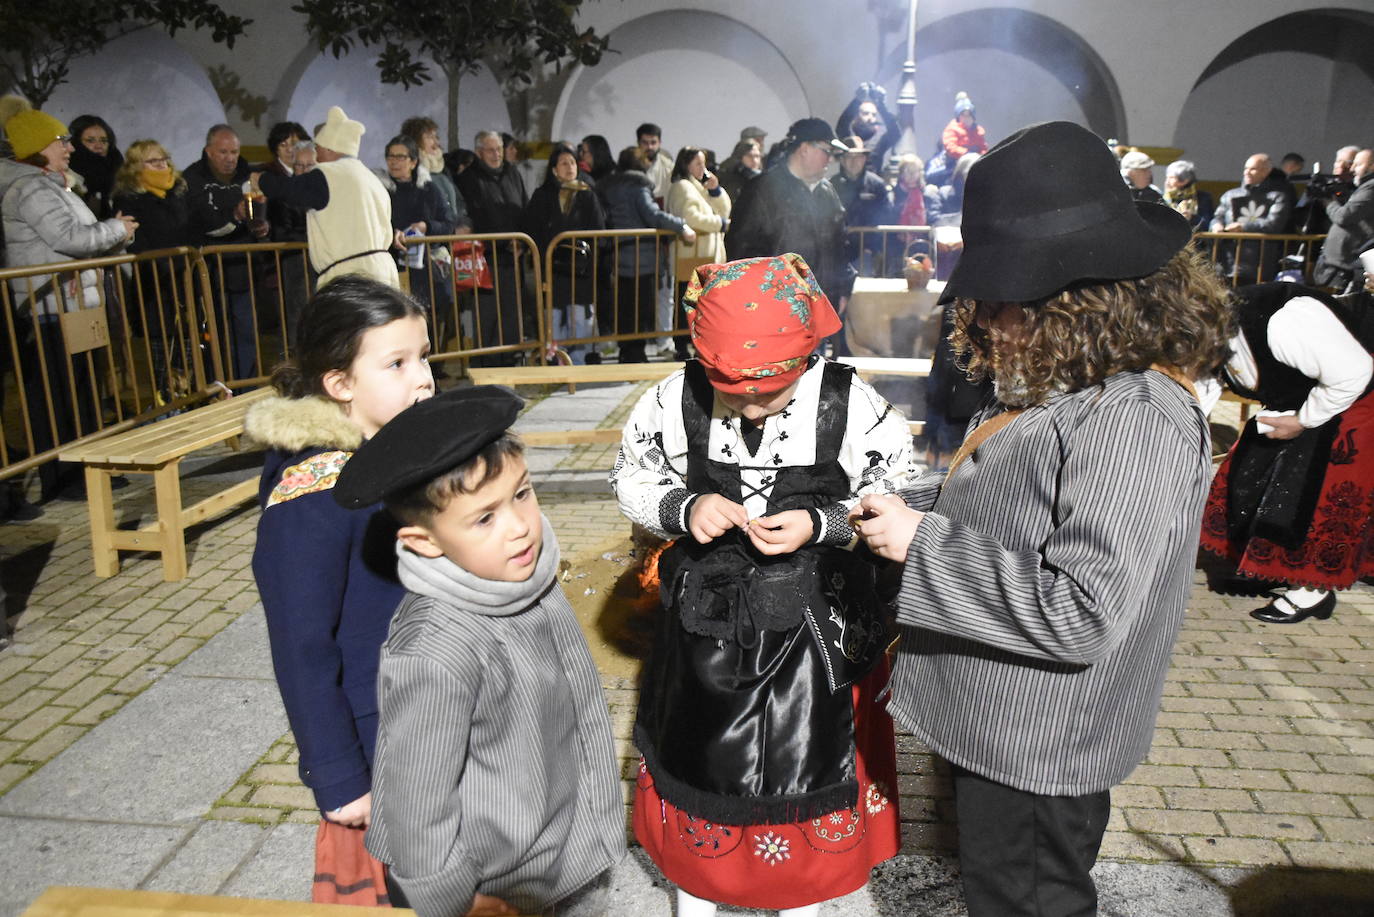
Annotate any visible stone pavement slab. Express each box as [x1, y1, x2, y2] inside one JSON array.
[[216, 821, 316, 903], [0, 816, 190, 914], [141, 820, 270, 895], [0, 670, 285, 823]]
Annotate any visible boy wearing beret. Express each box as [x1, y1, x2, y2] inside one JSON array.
[[334, 386, 625, 917]]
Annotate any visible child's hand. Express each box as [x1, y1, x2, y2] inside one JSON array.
[[850, 494, 924, 563], [689, 494, 749, 543], [323, 791, 371, 827], [466, 893, 517, 916], [746, 509, 813, 555]]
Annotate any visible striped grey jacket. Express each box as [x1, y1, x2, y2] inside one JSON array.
[[887, 370, 1211, 796], [365, 518, 625, 916]]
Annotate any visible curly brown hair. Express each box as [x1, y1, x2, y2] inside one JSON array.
[[950, 246, 1235, 406]]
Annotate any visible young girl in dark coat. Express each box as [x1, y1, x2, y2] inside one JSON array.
[[247, 276, 435, 903]]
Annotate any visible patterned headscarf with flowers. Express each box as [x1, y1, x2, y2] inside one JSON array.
[[684, 253, 842, 393]]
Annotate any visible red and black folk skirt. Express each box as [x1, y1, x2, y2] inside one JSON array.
[[633, 660, 901, 911], [1201, 390, 1374, 590]]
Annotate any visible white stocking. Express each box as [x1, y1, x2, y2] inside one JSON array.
[[779, 905, 820, 917], [1285, 586, 1331, 608], [675, 887, 718, 917]]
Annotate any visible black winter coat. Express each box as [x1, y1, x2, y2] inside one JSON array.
[[727, 165, 854, 299]]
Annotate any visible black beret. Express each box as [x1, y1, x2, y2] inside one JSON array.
[[333, 385, 524, 509]]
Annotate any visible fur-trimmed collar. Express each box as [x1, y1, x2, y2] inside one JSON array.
[[244, 395, 363, 453]]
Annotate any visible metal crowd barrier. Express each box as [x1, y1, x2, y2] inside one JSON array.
[[846, 225, 939, 279], [529, 228, 683, 364], [0, 247, 219, 483], [196, 241, 311, 389], [396, 231, 546, 370], [1192, 232, 1325, 286]]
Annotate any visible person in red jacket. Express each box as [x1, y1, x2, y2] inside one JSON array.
[[928, 92, 989, 187]]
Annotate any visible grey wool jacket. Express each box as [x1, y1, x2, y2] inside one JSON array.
[[886, 370, 1212, 796], [365, 516, 625, 916]]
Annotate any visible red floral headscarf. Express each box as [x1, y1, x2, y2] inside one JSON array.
[[684, 253, 842, 393]]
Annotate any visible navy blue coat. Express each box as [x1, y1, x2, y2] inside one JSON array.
[[248, 396, 405, 812]]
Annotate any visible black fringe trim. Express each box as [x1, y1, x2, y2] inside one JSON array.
[[635, 723, 859, 826]]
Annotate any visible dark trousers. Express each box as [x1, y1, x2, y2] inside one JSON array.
[[953, 765, 1112, 917], [604, 273, 654, 363], [469, 257, 523, 368]]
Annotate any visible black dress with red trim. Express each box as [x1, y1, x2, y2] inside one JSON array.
[[1200, 284, 1374, 590], [632, 360, 900, 909]]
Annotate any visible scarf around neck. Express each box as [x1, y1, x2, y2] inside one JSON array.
[[420, 149, 446, 176], [396, 514, 561, 617], [139, 167, 177, 197]]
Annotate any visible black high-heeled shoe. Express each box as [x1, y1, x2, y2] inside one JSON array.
[[1249, 591, 1336, 624]]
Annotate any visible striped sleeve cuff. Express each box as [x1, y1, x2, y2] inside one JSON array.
[[659, 488, 697, 536]]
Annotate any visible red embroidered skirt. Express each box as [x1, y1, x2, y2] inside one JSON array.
[[1201, 390, 1374, 590], [633, 662, 901, 910]]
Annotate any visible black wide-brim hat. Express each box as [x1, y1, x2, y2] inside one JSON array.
[[940, 120, 1192, 304], [333, 385, 523, 509]]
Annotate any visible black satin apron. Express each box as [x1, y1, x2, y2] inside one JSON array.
[[634, 360, 887, 826]]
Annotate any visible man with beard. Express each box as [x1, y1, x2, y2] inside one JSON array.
[[835, 83, 900, 167]]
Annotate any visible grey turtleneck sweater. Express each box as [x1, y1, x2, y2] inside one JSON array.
[[364, 516, 625, 916]]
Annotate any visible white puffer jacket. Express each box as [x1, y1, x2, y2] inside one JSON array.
[[1, 161, 128, 315]]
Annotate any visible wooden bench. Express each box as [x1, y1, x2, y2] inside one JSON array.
[[22, 886, 418, 915], [469, 358, 931, 445], [58, 387, 272, 582]]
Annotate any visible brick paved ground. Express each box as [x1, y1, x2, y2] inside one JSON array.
[[1, 381, 1371, 887]]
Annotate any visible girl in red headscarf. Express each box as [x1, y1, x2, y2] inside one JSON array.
[[610, 253, 916, 917]]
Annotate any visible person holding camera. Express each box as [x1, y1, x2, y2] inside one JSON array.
[[835, 82, 900, 167], [1313, 148, 1374, 292]]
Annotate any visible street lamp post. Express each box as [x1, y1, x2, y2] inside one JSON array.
[[893, 0, 919, 160]]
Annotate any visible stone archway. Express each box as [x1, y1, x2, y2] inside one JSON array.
[[278, 44, 511, 165], [43, 30, 225, 169], [1173, 7, 1374, 179], [551, 10, 810, 157], [877, 7, 1126, 154]]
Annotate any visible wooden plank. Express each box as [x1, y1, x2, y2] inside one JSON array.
[[181, 477, 259, 528], [838, 356, 932, 377], [61, 389, 270, 464], [83, 467, 119, 577], [108, 527, 165, 552], [21, 886, 419, 916], [519, 429, 625, 446], [153, 463, 188, 581], [471, 358, 930, 388], [469, 362, 684, 386]]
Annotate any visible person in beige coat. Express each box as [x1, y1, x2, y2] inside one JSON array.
[[667, 145, 731, 359]]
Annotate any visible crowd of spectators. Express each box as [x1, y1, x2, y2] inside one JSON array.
[[1, 89, 1370, 503]]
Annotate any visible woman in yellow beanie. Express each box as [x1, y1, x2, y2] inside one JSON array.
[[1, 109, 138, 499]]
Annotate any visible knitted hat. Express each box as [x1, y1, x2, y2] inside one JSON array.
[[314, 106, 365, 158], [953, 92, 975, 116], [684, 254, 841, 394], [1120, 150, 1154, 171], [6, 109, 69, 161]]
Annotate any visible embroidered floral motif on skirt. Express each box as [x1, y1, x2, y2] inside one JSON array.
[[1201, 390, 1374, 590], [633, 664, 901, 910]]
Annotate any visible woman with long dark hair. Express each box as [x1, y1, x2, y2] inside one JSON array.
[[68, 114, 123, 219], [598, 146, 694, 363], [524, 143, 605, 363]]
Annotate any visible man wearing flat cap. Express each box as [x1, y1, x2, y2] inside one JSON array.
[[849, 121, 1235, 915], [727, 118, 855, 311], [254, 106, 398, 289]]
